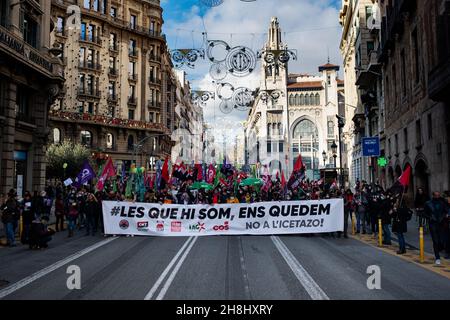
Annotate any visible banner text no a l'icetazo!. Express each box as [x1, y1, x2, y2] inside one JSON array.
[[102, 199, 344, 236]]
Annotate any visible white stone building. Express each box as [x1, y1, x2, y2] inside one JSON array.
[[245, 17, 344, 179]]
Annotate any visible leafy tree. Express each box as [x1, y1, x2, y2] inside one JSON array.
[[46, 141, 92, 179]]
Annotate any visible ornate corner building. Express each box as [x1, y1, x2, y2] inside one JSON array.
[[0, 0, 65, 195], [49, 0, 176, 172]]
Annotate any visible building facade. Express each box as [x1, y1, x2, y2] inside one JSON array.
[[379, 0, 450, 198], [49, 0, 174, 173], [245, 17, 345, 179], [0, 0, 64, 196]]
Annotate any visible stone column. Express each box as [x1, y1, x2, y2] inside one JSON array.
[[1, 83, 17, 194], [32, 93, 49, 192]]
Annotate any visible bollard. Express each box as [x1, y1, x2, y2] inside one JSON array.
[[351, 214, 356, 235], [19, 215, 23, 239], [378, 218, 383, 247], [419, 226, 424, 263]]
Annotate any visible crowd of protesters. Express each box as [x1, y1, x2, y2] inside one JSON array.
[[1, 176, 449, 264]]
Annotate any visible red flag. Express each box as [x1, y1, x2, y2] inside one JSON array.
[[96, 157, 116, 191], [161, 157, 170, 182], [196, 163, 203, 181], [281, 169, 286, 188], [293, 154, 304, 171], [398, 164, 411, 187]]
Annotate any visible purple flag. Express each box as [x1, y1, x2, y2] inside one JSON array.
[[73, 160, 95, 188]]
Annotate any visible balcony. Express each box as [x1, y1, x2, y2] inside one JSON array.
[[79, 35, 102, 46], [148, 77, 161, 85], [149, 54, 162, 63], [79, 61, 102, 71], [356, 50, 381, 89], [128, 73, 138, 82], [128, 97, 137, 106], [129, 48, 139, 57], [49, 109, 171, 134], [148, 100, 161, 109], [107, 93, 118, 102], [78, 88, 101, 99]]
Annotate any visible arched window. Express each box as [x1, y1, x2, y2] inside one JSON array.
[[53, 128, 61, 144], [327, 121, 334, 137], [289, 95, 294, 106], [295, 94, 300, 105], [310, 93, 315, 105], [315, 93, 320, 105], [300, 94, 305, 105], [293, 119, 318, 139], [305, 94, 310, 105], [267, 124, 271, 137], [106, 133, 114, 149], [80, 130, 92, 147], [127, 135, 134, 151]]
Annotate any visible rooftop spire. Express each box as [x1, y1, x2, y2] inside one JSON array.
[[267, 17, 282, 50]]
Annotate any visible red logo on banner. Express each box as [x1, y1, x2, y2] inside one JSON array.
[[212, 221, 229, 231], [171, 221, 182, 232]]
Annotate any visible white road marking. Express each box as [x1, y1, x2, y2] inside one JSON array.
[[0, 237, 118, 299], [155, 236, 198, 300], [271, 235, 329, 300], [144, 236, 196, 300]]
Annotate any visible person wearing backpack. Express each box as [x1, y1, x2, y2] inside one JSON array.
[[392, 198, 412, 254]]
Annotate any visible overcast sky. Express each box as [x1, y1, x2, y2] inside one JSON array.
[[161, 0, 342, 145]]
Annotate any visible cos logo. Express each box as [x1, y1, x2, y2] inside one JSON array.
[[213, 221, 229, 231], [119, 220, 129, 230]]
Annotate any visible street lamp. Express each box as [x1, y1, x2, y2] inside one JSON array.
[[322, 150, 327, 167]]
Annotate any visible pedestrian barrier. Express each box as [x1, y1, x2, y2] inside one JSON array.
[[419, 226, 424, 263]]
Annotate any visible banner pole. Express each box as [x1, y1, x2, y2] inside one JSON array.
[[378, 218, 383, 246], [419, 226, 425, 263]]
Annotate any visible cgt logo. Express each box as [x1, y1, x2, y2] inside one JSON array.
[[119, 220, 129, 230], [137, 221, 149, 231], [188, 222, 205, 232], [156, 221, 164, 232], [212, 221, 229, 231]]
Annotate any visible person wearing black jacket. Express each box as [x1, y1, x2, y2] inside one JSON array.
[[1, 189, 19, 247], [31, 191, 44, 219], [392, 199, 411, 254], [380, 194, 393, 245], [28, 216, 55, 249], [424, 192, 450, 265], [84, 193, 99, 236], [20, 192, 34, 244], [415, 187, 430, 229]]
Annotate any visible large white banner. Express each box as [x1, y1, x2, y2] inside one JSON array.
[[102, 199, 344, 236]]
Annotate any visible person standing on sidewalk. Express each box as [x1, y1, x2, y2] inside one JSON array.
[[54, 194, 65, 232], [424, 192, 450, 265], [67, 201, 78, 238], [415, 187, 430, 230], [84, 193, 99, 236], [1, 189, 19, 247], [380, 193, 393, 245], [392, 198, 412, 254], [20, 192, 34, 244]]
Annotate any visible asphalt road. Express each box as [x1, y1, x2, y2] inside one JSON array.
[[1, 231, 450, 300]]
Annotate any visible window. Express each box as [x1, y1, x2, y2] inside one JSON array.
[[84, 0, 90, 9], [88, 24, 94, 41], [79, 47, 85, 66], [16, 87, 29, 119], [365, 5, 373, 24], [129, 85, 135, 99], [327, 74, 331, 86], [310, 93, 315, 105], [149, 112, 154, 122], [53, 128, 61, 144], [279, 142, 284, 153], [367, 41, 375, 53], [127, 135, 134, 150], [110, 7, 117, 18], [79, 74, 85, 92], [305, 94, 310, 105], [150, 21, 155, 33], [23, 14, 38, 48], [87, 49, 94, 68], [80, 23, 86, 40], [87, 75, 94, 94], [106, 133, 114, 149], [109, 33, 116, 50], [412, 28, 420, 84], [77, 101, 84, 113], [128, 109, 134, 120], [87, 102, 94, 114], [315, 93, 320, 105], [427, 114, 432, 139], [293, 119, 318, 139], [57, 17, 65, 33], [81, 131, 92, 147], [108, 82, 115, 96], [401, 49, 406, 95], [101, 0, 107, 14], [300, 94, 305, 105], [403, 127, 408, 151], [0, 0, 9, 27], [289, 95, 294, 106], [130, 15, 137, 29], [129, 61, 136, 77], [327, 120, 334, 137], [416, 120, 422, 146], [93, 0, 99, 11], [267, 142, 272, 154], [129, 39, 137, 55]]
